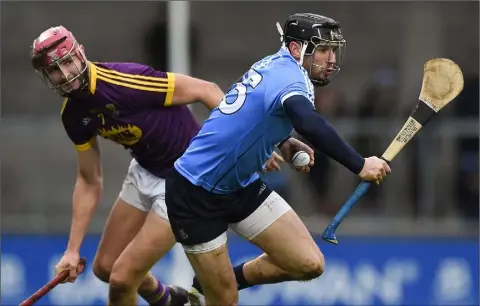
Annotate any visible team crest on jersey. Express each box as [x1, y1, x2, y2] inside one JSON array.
[[90, 104, 118, 116], [105, 103, 119, 116], [98, 124, 142, 146], [82, 117, 92, 126]]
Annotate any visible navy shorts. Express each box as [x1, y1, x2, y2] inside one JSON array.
[[165, 169, 272, 246]]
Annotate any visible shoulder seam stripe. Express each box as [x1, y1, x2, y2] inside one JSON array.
[[75, 137, 96, 151], [96, 69, 170, 88], [97, 74, 170, 92], [95, 65, 169, 83], [60, 98, 69, 116]]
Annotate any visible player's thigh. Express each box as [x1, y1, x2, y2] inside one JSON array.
[[186, 242, 238, 305], [94, 198, 147, 277], [178, 224, 237, 304], [165, 170, 238, 304], [165, 168, 229, 249], [110, 208, 176, 284], [230, 191, 324, 276], [94, 160, 151, 276]]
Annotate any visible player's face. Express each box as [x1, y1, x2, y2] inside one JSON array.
[[308, 46, 337, 80], [289, 40, 344, 86], [45, 54, 85, 93]]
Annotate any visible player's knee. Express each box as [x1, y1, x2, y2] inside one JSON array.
[[109, 259, 140, 288], [203, 277, 238, 305], [109, 268, 136, 294], [298, 253, 325, 280], [207, 289, 238, 306], [108, 278, 131, 303], [92, 256, 112, 283]]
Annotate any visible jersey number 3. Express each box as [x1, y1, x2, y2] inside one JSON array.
[[218, 69, 263, 115]]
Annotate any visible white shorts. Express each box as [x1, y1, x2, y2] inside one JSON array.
[[118, 159, 168, 220], [183, 191, 292, 254]]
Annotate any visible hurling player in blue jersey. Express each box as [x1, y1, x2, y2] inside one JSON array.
[[165, 13, 391, 305]]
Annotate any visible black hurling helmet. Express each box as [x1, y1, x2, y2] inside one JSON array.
[[279, 13, 346, 86]]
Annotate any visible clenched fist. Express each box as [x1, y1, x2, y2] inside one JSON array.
[[358, 156, 391, 185], [55, 251, 85, 283]]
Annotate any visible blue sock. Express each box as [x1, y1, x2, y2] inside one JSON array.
[[192, 262, 252, 294], [192, 275, 203, 294], [234, 262, 252, 290]]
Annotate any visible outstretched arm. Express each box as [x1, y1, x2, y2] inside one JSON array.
[[282, 94, 365, 174], [170, 73, 224, 110]]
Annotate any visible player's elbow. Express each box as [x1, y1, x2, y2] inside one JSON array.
[[291, 114, 318, 139], [198, 80, 221, 98], [199, 81, 224, 109], [292, 120, 312, 136], [200, 79, 221, 92], [172, 74, 223, 109]]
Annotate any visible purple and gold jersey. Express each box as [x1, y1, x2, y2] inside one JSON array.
[[61, 62, 200, 178]]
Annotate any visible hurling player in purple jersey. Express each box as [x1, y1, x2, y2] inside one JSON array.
[[31, 26, 284, 306]]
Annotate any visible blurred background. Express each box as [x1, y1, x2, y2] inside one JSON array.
[[1, 1, 478, 305]]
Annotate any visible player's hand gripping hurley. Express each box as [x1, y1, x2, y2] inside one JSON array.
[[19, 257, 87, 306], [322, 58, 464, 245]]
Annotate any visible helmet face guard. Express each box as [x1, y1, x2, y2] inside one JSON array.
[[281, 13, 347, 87], [31, 26, 89, 97], [304, 29, 346, 87]]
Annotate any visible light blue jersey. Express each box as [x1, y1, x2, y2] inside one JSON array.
[[175, 47, 315, 193]]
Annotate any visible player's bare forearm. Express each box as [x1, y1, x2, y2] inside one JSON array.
[[66, 178, 102, 253], [66, 141, 103, 253], [171, 73, 224, 110]]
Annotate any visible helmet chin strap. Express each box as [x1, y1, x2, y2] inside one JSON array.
[[299, 42, 308, 66], [276, 22, 284, 43], [275, 22, 308, 65]]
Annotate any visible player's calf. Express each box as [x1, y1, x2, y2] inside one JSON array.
[[246, 209, 325, 282], [245, 196, 324, 276], [232, 192, 325, 285], [192, 254, 306, 296], [246, 251, 324, 284], [109, 266, 161, 305], [192, 252, 324, 295], [109, 274, 170, 306]]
